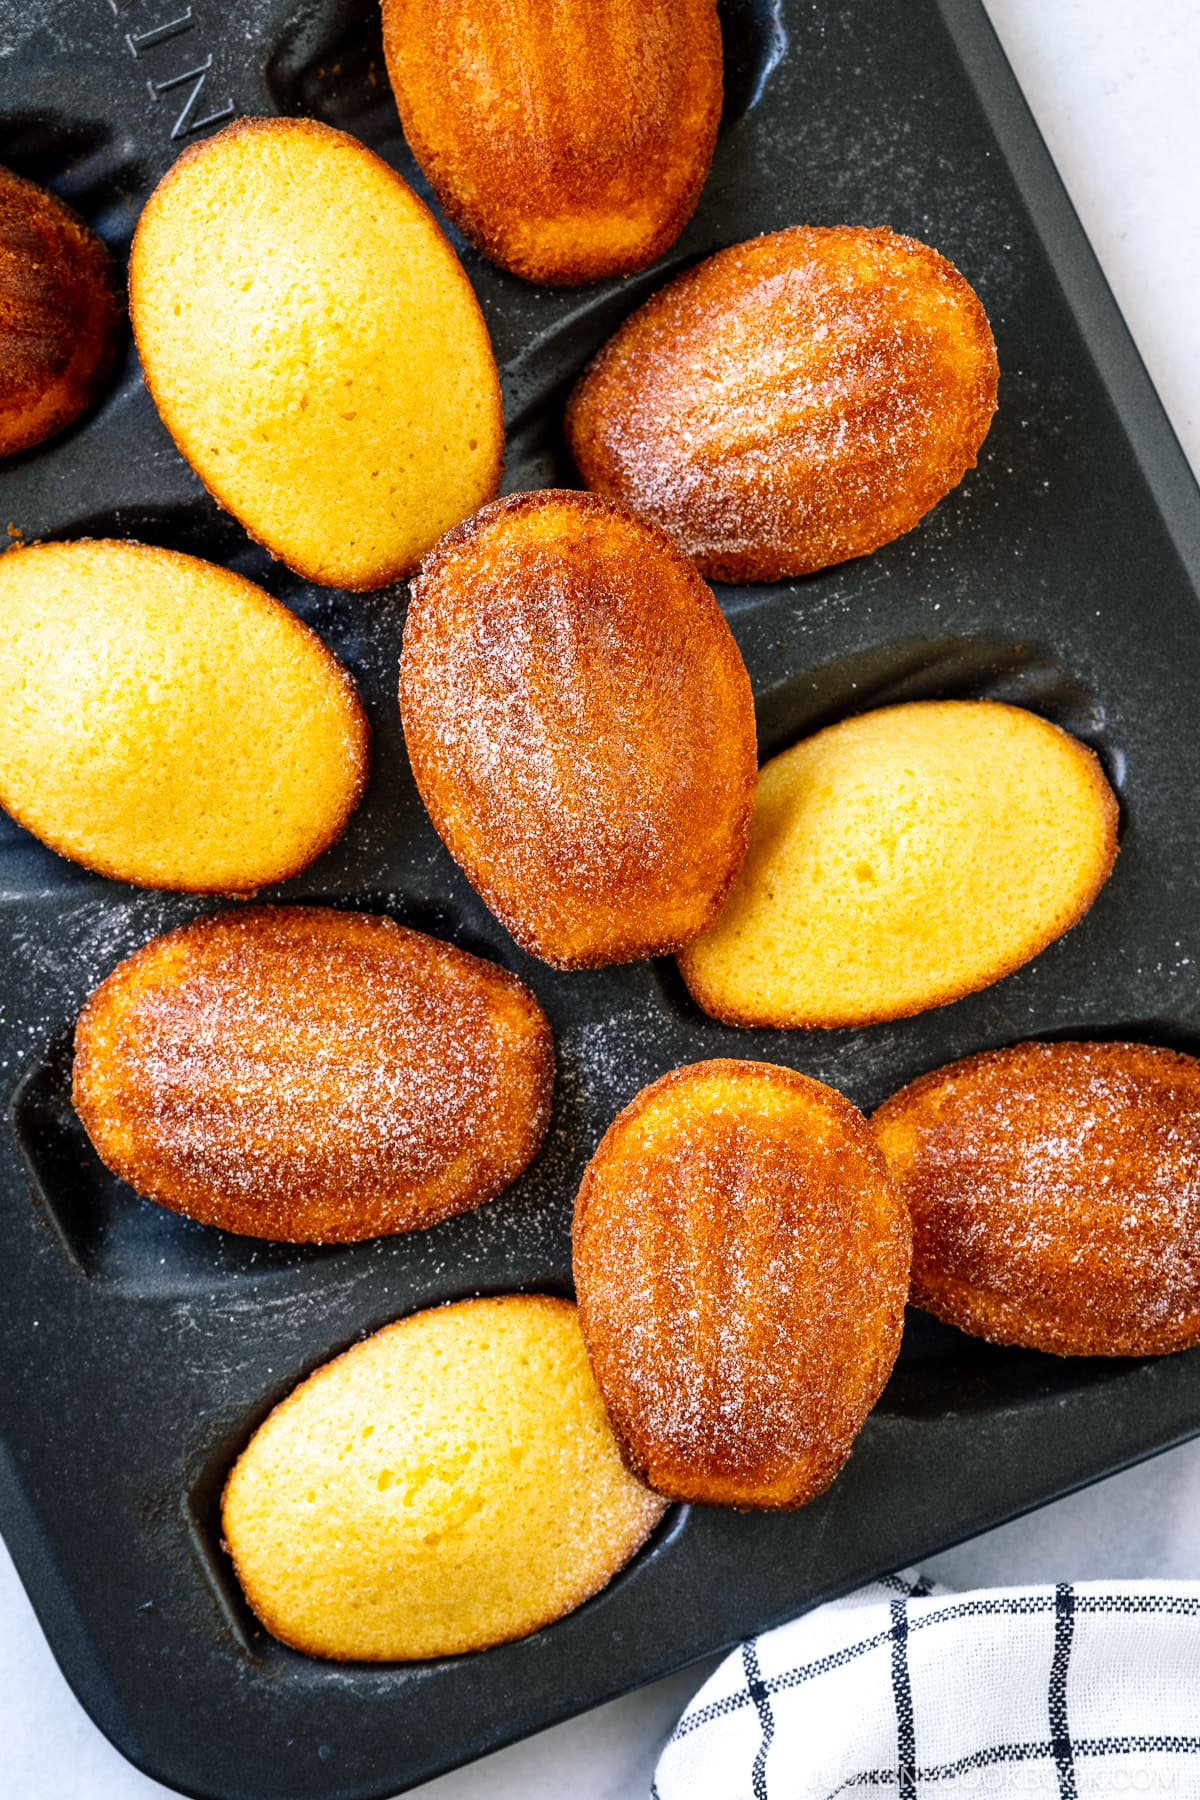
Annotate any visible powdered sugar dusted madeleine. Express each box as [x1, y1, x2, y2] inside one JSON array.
[[222, 1297, 664, 1659], [573, 1060, 911, 1508], [0, 167, 123, 457], [875, 1040, 1200, 1357], [381, 0, 722, 286], [679, 700, 1118, 1029], [0, 539, 367, 892], [130, 118, 502, 589], [400, 490, 756, 969], [566, 224, 999, 581], [73, 906, 553, 1242]]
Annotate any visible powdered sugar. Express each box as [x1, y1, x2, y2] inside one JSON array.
[[574, 1062, 910, 1504], [878, 1040, 1200, 1353], [567, 225, 999, 582], [400, 491, 756, 966], [73, 905, 552, 1242]]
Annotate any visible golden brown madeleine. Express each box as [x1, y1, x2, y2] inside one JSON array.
[[679, 700, 1118, 1029], [0, 166, 122, 456], [0, 539, 368, 892], [566, 224, 999, 581], [222, 1296, 665, 1659], [73, 906, 553, 1242], [130, 118, 502, 589], [382, 0, 722, 286], [573, 1060, 911, 1508], [875, 1041, 1200, 1357], [400, 489, 757, 969]]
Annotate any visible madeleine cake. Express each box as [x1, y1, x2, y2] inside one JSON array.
[[573, 1060, 911, 1508], [130, 117, 502, 589], [222, 1296, 665, 1658], [0, 539, 367, 891], [74, 906, 553, 1241], [679, 699, 1118, 1028], [875, 1039, 1200, 1357], [400, 489, 756, 968], [0, 166, 123, 457], [382, 0, 722, 285], [566, 224, 999, 581]]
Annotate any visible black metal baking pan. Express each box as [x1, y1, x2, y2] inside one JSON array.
[[2, 1, 1200, 1796]]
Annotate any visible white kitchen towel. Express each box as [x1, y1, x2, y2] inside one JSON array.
[[653, 1568, 1200, 1798]]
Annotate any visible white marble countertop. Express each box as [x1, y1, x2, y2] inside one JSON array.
[[4, 1, 1200, 1793]]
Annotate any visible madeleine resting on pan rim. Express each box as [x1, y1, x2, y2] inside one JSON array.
[[573, 1060, 911, 1508], [566, 223, 999, 582], [0, 166, 123, 457], [73, 906, 553, 1242], [382, 0, 722, 285], [130, 117, 502, 589], [678, 699, 1118, 1029], [400, 489, 757, 969], [874, 1040, 1200, 1357], [0, 539, 368, 893], [222, 1296, 665, 1659]]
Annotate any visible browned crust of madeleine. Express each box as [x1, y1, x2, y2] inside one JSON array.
[[677, 705, 1119, 1031], [129, 117, 503, 590], [222, 1295, 666, 1660], [0, 166, 123, 458], [400, 488, 757, 969], [73, 905, 554, 1242], [566, 223, 1000, 581], [574, 1059, 911, 1507], [381, 0, 722, 286], [874, 1039, 1200, 1357], [0, 538, 370, 894]]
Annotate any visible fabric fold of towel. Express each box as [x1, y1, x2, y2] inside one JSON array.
[[654, 1569, 1200, 1798]]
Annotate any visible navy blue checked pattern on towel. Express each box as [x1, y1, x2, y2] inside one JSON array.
[[653, 1572, 1200, 1798]]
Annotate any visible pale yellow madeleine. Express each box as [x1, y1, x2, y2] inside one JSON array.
[[679, 699, 1117, 1027], [131, 117, 502, 589], [222, 1296, 665, 1659], [0, 539, 367, 891]]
